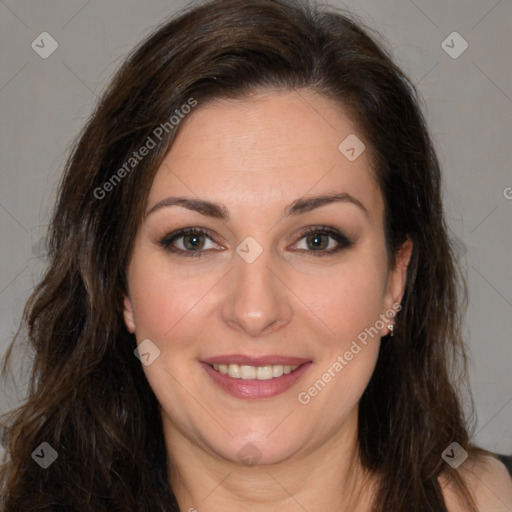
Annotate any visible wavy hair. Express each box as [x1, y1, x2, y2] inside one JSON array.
[[1, 0, 489, 510]]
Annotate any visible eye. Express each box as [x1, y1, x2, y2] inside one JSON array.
[[159, 225, 354, 258], [159, 228, 221, 258], [291, 226, 354, 257]]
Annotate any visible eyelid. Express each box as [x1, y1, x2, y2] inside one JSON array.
[[289, 225, 354, 254], [159, 227, 222, 253], [159, 225, 354, 257]]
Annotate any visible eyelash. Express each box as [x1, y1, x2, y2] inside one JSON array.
[[158, 226, 354, 258]]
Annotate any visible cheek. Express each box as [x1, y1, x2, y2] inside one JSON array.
[[301, 254, 388, 346], [295, 263, 385, 420], [128, 254, 216, 343], [129, 237, 388, 350], [292, 247, 387, 406]]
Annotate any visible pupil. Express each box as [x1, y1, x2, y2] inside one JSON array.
[[308, 233, 326, 250], [185, 234, 203, 250], [183, 233, 329, 251]]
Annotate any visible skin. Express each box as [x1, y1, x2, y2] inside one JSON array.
[[122, 89, 510, 511], [440, 457, 512, 512]]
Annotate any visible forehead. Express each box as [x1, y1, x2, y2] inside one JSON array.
[[148, 89, 383, 223]]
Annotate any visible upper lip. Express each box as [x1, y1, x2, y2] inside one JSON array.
[[202, 354, 312, 366]]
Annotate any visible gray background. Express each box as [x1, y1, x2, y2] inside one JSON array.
[[1, 0, 511, 455]]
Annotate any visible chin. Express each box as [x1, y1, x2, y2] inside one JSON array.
[[213, 426, 302, 466]]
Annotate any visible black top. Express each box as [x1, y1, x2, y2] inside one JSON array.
[[496, 453, 512, 477]]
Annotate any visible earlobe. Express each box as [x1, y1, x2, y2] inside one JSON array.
[[123, 296, 136, 333]]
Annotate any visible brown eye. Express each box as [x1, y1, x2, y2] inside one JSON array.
[[293, 226, 354, 257], [159, 228, 220, 257], [159, 225, 354, 258], [305, 232, 330, 251], [182, 232, 206, 250]]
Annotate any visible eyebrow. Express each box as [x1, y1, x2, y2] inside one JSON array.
[[145, 192, 369, 220]]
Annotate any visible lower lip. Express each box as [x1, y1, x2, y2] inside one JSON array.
[[201, 362, 312, 399]]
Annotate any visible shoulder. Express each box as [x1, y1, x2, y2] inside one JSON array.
[[440, 454, 512, 512]]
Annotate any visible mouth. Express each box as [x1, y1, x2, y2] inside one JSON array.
[[200, 356, 312, 399]]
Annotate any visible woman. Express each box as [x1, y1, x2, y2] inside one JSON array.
[[1, 0, 511, 510]]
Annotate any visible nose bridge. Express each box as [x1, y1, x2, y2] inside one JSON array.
[[221, 238, 292, 336]]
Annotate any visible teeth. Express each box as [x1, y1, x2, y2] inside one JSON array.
[[272, 365, 283, 378], [228, 364, 240, 378], [211, 363, 300, 380], [257, 366, 273, 380], [240, 365, 256, 379]]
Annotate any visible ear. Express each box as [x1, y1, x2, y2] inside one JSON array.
[[123, 295, 136, 333], [382, 237, 413, 314]]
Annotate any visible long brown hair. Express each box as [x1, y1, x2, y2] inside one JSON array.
[[1, 0, 489, 510]]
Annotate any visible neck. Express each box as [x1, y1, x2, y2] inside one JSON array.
[[164, 409, 377, 512]]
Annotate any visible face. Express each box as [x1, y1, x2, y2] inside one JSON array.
[[123, 89, 412, 466]]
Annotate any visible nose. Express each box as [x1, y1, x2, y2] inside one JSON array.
[[221, 246, 293, 338]]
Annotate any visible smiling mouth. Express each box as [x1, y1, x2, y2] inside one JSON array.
[[209, 363, 301, 380]]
